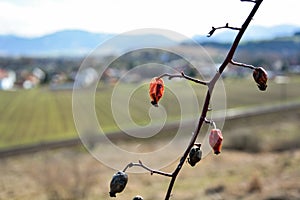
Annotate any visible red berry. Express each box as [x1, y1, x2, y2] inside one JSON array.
[[149, 77, 164, 107], [209, 129, 223, 155]]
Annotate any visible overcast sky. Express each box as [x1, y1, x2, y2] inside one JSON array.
[[0, 0, 299, 38]]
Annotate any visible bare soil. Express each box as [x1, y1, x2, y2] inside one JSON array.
[[0, 144, 299, 200]]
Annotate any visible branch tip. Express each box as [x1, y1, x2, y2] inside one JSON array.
[[157, 72, 207, 86], [207, 23, 241, 37], [123, 160, 172, 177]]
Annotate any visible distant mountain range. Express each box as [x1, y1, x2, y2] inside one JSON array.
[[0, 30, 178, 57], [0, 30, 113, 56], [0, 25, 299, 57], [200, 33, 300, 55]]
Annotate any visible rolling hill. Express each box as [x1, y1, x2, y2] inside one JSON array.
[[0, 30, 178, 56], [0, 25, 299, 57]]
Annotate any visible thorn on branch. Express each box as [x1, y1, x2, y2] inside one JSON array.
[[207, 23, 241, 37]]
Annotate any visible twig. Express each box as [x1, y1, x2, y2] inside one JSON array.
[[207, 23, 241, 37], [204, 118, 217, 129], [180, 71, 208, 85], [157, 73, 183, 80], [230, 59, 256, 69], [123, 160, 172, 177], [157, 72, 208, 86]]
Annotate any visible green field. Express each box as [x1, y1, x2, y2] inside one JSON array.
[[0, 76, 299, 200], [0, 75, 299, 149]]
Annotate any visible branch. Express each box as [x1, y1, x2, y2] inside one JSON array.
[[157, 72, 208, 86], [113, 0, 265, 199], [230, 59, 256, 70], [157, 73, 183, 80], [204, 117, 217, 129], [164, 0, 264, 199], [123, 160, 172, 177], [207, 23, 241, 37], [180, 72, 208, 85]]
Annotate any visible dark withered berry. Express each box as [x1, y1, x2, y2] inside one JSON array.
[[109, 171, 128, 197], [188, 143, 202, 167], [253, 67, 268, 91]]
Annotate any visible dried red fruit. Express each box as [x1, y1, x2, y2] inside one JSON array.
[[149, 77, 164, 107], [109, 171, 128, 197], [253, 67, 268, 91], [209, 129, 223, 155]]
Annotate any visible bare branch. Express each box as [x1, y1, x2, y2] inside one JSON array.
[[207, 23, 241, 37], [157, 72, 208, 86], [180, 71, 208, 85], [230, 59, 256, 70], [204, 118, 217, 129], [123, 160, 172, 177], [115, 0, 265, 199], [157, 73, 183, 80], [165, 1, 264, 199]]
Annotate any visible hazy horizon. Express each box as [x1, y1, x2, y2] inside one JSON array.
[[0, 0, 299, 38]]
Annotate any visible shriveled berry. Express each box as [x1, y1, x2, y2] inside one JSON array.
[[149, 77, 164, 107], [188, 143, 202, 167], [253, 67, 268, 91], [209, 129, 223, 155], [109, 171, 128, 197], [133, 195, 144, 200]]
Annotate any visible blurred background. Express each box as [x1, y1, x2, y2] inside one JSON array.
[[0, 0, 300, 199]]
